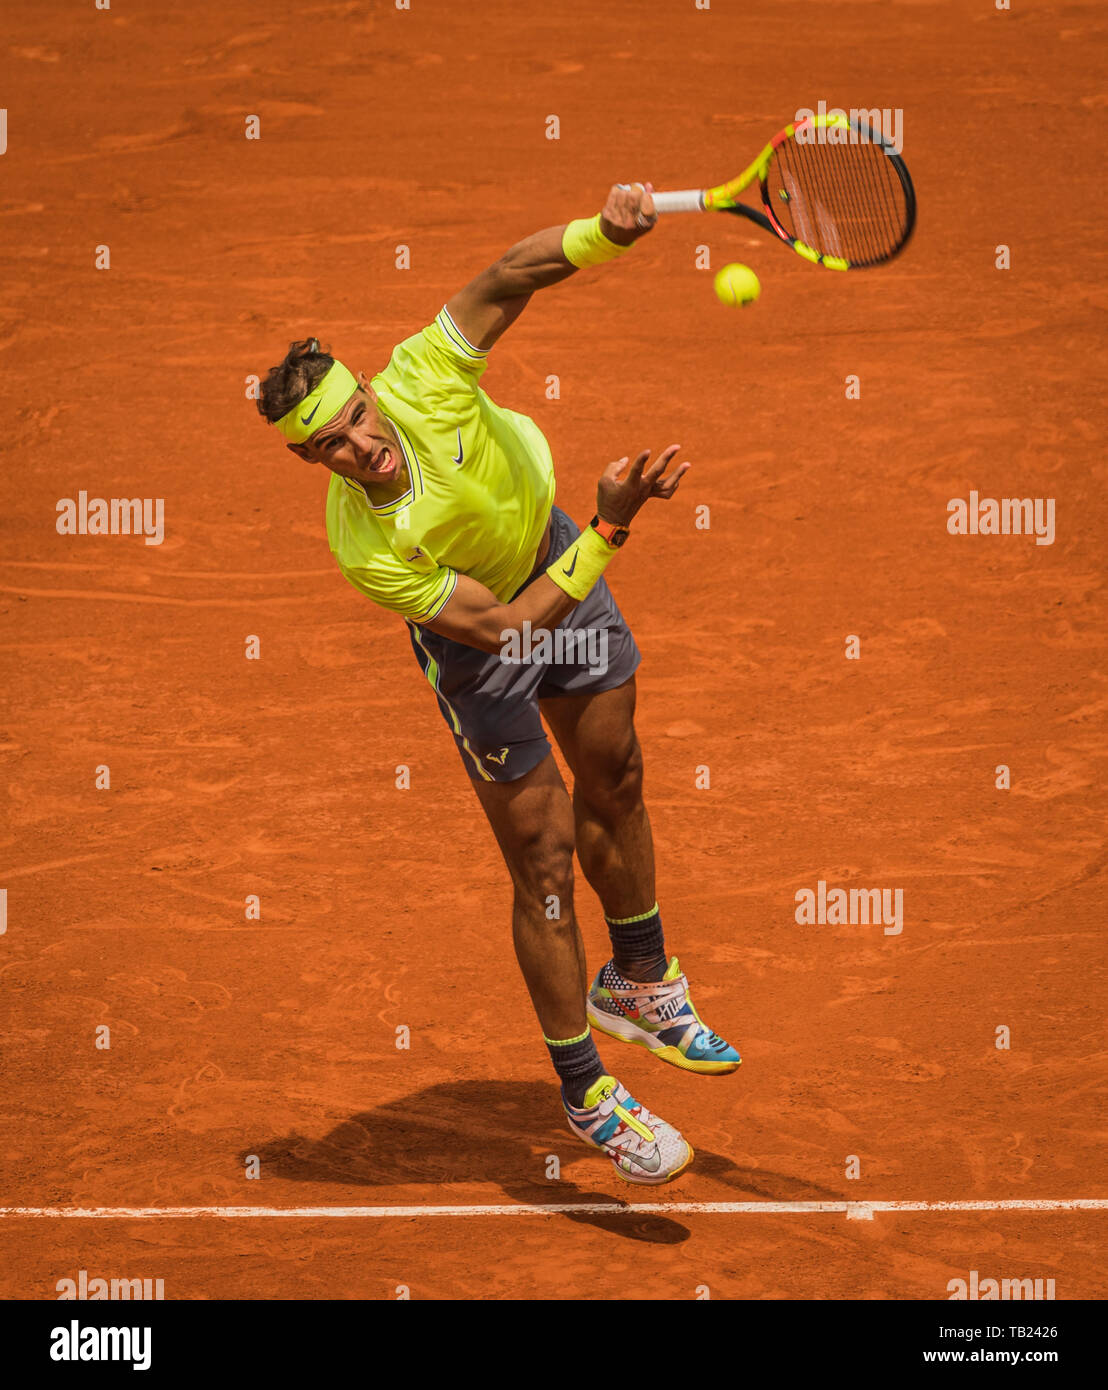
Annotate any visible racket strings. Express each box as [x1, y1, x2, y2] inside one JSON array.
[[779, 141, 893, 263], [780, 141, 891, 262], [766, 133, 911, 267]]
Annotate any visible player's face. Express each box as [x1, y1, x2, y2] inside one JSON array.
[[293, 383, 402, 486]]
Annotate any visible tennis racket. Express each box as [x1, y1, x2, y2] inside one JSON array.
[[652, 112, 916, 270]]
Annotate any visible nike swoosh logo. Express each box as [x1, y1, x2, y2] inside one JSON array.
[[301, 400, 322, 426], [562, 552, 578, 578], [451, 428, 463, 465], [627, 1149, 662, 1173]]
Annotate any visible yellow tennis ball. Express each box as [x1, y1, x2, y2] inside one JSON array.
[[714, 263, 761, 306]]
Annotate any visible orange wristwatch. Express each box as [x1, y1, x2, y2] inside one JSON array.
[[590, 515, 631, 548]]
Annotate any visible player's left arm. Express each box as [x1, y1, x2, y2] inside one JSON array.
[[445, 183, 657, 352]]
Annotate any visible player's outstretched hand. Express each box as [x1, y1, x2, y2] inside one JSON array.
[[596, 446, 690, 526], [600, 183, 657, 246]]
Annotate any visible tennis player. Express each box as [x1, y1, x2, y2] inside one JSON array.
[[257, 183, 739, 1184]]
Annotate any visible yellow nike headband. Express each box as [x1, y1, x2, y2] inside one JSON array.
[[274, 360, 359, 443]]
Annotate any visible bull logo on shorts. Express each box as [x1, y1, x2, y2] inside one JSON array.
[[486, 747, 510, 766]]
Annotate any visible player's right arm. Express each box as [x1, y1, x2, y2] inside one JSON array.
[[419, 571, 577, 654], [420, 445, 690, 653], [443, 184, 657, 353]]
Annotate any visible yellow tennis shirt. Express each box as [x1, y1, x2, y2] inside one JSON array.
[[325, 307, 556, 623]]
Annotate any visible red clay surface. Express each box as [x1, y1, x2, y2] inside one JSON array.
[[1, 0, 1106, 1299]]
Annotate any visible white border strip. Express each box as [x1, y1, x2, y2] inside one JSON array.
[[0, 1200, 1105, 1220]]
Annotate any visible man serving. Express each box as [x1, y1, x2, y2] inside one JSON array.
[[257, 182, 740, 1185]]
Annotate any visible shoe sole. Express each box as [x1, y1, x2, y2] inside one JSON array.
[[588, 1002, 742, 1075]]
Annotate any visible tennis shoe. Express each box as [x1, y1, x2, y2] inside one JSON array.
[[587, 956, 741, 1074], [563, 1074, 693, 1185]]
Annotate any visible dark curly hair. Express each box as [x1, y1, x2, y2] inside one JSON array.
[[257, 337, 335, 424]]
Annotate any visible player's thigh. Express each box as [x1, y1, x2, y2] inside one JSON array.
[[471, 751, 576, 899], [408, 619, 551, 783], [539, 676, 641, 792]]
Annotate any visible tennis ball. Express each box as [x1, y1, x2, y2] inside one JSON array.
[[714, 263, 761, 306]]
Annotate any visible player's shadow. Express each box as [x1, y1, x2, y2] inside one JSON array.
[[245, 1079, 843, 1247], [247, 1078, 685, 1245]]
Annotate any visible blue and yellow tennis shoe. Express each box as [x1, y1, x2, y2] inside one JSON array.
[[587, 956, 741, 1074]]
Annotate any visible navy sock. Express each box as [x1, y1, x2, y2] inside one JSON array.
[[545, 1029, 605, 1108], [605, 902, 667, 982]]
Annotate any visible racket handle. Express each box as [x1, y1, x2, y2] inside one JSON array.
[[652, 189, 706, 214]]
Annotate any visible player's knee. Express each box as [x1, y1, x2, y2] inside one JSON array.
[[513, 829, 575, 908], [579, 735, 644, 819]]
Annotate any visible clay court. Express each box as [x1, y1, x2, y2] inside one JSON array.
[[1, 0, 1106, 1301]]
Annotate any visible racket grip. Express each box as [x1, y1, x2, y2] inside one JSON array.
[[652, 189, 706, 214]]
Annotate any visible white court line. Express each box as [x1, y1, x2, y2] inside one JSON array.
[[0, 1200, 1105, 1220]]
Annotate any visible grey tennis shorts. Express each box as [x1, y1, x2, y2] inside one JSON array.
[[407, 506, 641, 783]]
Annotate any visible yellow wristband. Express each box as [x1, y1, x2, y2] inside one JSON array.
[[546, 523, 619, 602], [562, 214, 631, 269]]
